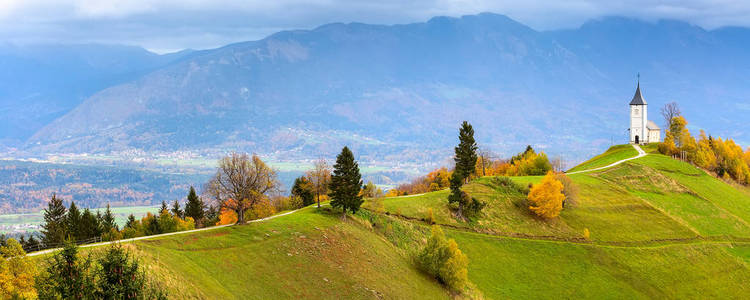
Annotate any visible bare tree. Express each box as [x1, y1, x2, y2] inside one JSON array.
[[204, 152, 280, 224], [477, 148, 496, 177], [660, 102, 681, 130], [306, 158, 331, 208]]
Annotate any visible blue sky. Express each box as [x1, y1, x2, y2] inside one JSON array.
[[1, 0, 749, 53]]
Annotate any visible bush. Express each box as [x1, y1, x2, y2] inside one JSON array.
[[527, 171, 565, 219], [0, 238, 37, 299], [416, 226, 469, 291], [35, 241, 167, 299]]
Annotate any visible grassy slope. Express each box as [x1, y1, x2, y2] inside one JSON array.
[[128, 207, 449, 299], [567, 144, 639, 173], [364, 145, 750, 298], [46, 146, 750, 299]]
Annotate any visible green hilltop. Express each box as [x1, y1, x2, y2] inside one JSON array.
[[41, 145, 750, 299]]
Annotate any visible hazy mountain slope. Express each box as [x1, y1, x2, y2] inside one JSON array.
[[25, 13, 750, 166], [0, 44, 192, 144], [25, 13, 608, 162]]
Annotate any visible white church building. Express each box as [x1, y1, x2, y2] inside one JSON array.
[[629, 81, 661, 144]]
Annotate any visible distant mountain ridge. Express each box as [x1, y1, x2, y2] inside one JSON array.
[[0, 44, 193, 144], [7, 13, 750, 167]]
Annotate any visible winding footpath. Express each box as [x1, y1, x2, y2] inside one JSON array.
[[27, 207, 306, 257], [566, 144, 647, 175]]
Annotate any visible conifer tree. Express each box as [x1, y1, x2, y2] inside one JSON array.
[[448, 171, 468, 218], [42, 194, 67, 247], [66, 201, 82, 241], [125, 214, 137, 229], [79, 208, 100, 241], [171, 200, 183, 219], [454, 121, 478, 183], [160, 201, 168, 214], [329, 146, 364, 219], [101, 203, 118, 232], [184, 186, 205, 227]]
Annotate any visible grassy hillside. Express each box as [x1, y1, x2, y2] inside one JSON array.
[[361, 146, 750, 298], [126, 207, 449, 299], [39, 145, 750, 299], [567, 144, 638, 173]]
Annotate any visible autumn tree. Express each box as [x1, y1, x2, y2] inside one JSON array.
[[41, 194, 67, 247], [307, 158, 331, 208], [416, 226, 468, 291], [454, 121, 478, 183], [361, 181, 382, 198], [669, 116, 689, 148], [329, 146, 364, 219], [291, 176, 315, 207], [0, 238, 37, 299], [527, 171, 566, 219], [660, 102, 681, 130], [204, 152, 280, 224], [184, 186, 205, 227]]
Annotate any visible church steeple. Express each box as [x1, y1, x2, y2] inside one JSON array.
[[629, 78, 646, 105]]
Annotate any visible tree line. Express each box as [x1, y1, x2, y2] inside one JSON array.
[[37, 185, 215, 251], [658, 113, 750, 185]]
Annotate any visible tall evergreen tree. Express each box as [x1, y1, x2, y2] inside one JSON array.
[[79, 208, 101, 241], [42, 194, 67, 247], [125, 214, 137, 229], [160, 201, 168, 214], [184, 186, 205, 227], [101, 203, 118, 232], [171, 200, 183, 219], [329, 146, 364, 219], [454, 121, 478, 183], [66, 201, 82, 242]]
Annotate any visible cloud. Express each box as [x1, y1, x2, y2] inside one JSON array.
[[1, 0, 750, 52]]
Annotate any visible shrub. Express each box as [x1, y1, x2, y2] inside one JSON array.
[[416, 226, 469, 291], [0, 238, 37, 299], [583, 228, 590, 240], [425, 208, 434, 224], [527, 171, 565, 219], [35, 242, 167, 299]]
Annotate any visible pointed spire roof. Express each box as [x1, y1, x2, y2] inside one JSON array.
[[629, 81, 646, 105]]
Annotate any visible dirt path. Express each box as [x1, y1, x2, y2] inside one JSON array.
[[567, 144, 647, 175]]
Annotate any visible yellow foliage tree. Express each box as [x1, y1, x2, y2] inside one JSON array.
[[527, 171, 566, 219], [216, 205, 238, 226], [0, 239, 36, 299]]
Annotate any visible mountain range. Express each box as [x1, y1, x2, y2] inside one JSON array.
[[3, 13, 750, 169]]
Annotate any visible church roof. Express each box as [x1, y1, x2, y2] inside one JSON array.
[[647, 120, 660, 130], [629, 82, 647, 105]]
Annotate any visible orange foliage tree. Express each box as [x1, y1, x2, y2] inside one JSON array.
[[527, 171, 565, 219], [204, 153, 280, 224]]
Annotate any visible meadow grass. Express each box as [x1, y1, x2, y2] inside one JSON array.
[[450, 229, 750, 299], [567, 144, 638, 173], [128, 207, 449, 299]]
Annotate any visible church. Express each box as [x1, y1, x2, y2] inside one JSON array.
[[629, 81, 661, 144]]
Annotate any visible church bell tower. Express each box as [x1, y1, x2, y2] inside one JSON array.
[[629, 79, 647, 144]]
